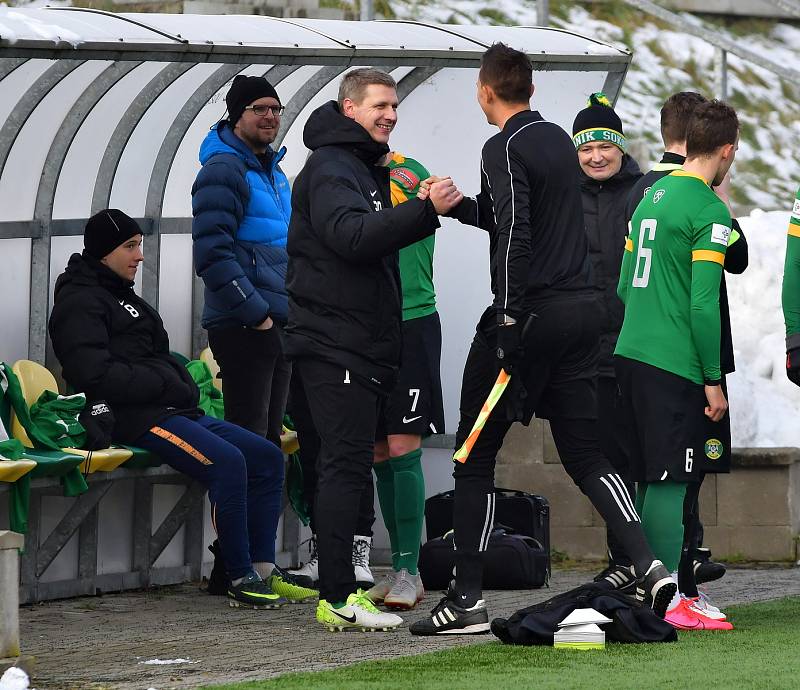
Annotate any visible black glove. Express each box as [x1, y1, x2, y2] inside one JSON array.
[[787, 347, 800, 387], [496, 322, 522, 373], [79, 400, 115, 450]]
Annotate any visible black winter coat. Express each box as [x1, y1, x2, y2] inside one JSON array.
[[284, 101, 440, 390], [579, 155, 642, 376], [48, 252, 201, 444]]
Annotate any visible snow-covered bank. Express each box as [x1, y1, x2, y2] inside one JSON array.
[[729, 209, 800, 447]]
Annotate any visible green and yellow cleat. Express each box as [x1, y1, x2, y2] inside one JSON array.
[[227, 571, 287, 609], [268, 565, 319, 603], [316, 590, 403, 632]]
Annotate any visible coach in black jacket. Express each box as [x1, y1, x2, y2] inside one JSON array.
[[285, 68, 459, 625], [572, 95, 642, 576]]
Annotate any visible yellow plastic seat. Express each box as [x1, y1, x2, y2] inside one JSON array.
[[0, 459, 37, 482], [281, 427, 299, 455], [11, 360, 132, 473], [199, 347, 223, 393]]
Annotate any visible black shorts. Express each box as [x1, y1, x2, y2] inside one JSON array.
[[614, 356, 731, 483], [377, 311, 445, 437], [458, 294, 601, 425]]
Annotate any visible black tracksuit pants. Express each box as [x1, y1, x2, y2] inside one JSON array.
[[208, 323, 291, 447], [452, 294, 656, 601], [295, 358, 381, 603], [287, 367, 374, 537]]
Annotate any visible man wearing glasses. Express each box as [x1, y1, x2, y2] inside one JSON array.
[[192, 75, 293, 450]]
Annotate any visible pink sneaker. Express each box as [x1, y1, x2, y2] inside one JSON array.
[[665, 598, 733, 631]]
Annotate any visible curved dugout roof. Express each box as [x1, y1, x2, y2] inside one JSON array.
[[0, 7, 631, 363]]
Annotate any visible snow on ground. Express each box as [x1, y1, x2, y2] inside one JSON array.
[[728, 209, 800, 447]]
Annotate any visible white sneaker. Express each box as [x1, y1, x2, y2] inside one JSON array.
[[384, 569, 425, 610], [288, 535, 318, 588], [688, 593, 727, 620], [366, 571, 398, 604], [353, 535, 374, 588], [316, 590, 403, 631]]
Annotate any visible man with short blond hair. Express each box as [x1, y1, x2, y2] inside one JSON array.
[[284, 68, 461, 631]]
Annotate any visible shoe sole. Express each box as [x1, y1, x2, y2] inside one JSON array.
[[650, 578, 678, 618], [410, 622, 491, 636], [229, 600, 284, 610], [321, 624, 401, 632], [384, 594, 425, 610]]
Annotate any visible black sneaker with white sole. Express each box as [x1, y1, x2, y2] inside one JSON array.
[[692, 547, 726, 584], [634, 560, 677, 619], [409, 591, 490, 636]]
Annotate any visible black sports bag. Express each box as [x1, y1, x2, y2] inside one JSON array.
[[419, 524, 549, 590], [425, 488, 550, 559]]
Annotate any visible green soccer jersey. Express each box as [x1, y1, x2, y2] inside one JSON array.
[[615, 170, 732, 385], [389, 153, 437, 321], [782, 186, 800, 349]]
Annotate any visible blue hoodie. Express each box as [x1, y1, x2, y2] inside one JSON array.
[[191, 122, 291, 328]]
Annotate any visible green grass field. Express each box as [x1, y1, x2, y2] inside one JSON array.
[[206, 597, 800, 690]]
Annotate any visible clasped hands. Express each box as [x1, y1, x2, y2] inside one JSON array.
[[417, 175, 463, 215]]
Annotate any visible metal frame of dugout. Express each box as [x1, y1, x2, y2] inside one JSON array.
[[0, 7, 631, 601]]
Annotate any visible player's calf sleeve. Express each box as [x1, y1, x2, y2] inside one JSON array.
[[678, 482, 702, 596], [389, 449, 425, 575], [577, 471, 655, 578], [373, 460, 399, 571], [639, 480, 688, 573]]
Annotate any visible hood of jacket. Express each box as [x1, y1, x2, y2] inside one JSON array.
[[302, 100, 389, 165], [54, 251, 134, 303], [579, 154, 642, 192], [198, 121, 286, 173]]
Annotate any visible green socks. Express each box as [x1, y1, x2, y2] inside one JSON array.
[[374, 448, 426, 575], [373, 459, 399, 570], [638, 480, 688, 572]]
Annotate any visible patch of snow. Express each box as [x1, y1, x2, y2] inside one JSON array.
[[138, 658, 199, 665], [727, 208, 800, 447], [0, 668, 29, 690]]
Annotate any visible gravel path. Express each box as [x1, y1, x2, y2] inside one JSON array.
[[18, 565, 800, 689]]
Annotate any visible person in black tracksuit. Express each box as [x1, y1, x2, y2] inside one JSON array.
[[284, 69, 458, 627], [626, 104, 748, 598], [48, 209, 304, 610], [572, 95, 643, 581], [410, 45, 674, 637]]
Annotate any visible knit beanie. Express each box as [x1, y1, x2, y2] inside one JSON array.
[[84, 209, 142, 260], [572, 92, 626, 152], [225, 75, 281, 125]]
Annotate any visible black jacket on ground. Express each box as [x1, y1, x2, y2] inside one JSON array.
[[49, 252, 200, 444], [284, 101, 440, 390], [580, 154, 642, 376], [625, 152, 748, 374], [448, 110, 593, 319]]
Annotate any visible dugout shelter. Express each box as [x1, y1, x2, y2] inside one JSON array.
[[0, 7, 631, 601]]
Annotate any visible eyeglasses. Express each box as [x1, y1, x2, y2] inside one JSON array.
[[244, 104, 285, 117]]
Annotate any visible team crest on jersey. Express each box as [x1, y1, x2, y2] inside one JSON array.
[[653, 189, 665, 203], [704, 438, 723, 460], [793, 198, 800, 218], [390, 167, 420, 191]]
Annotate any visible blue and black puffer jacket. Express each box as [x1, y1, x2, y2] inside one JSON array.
[[191, 121, 291, 328]]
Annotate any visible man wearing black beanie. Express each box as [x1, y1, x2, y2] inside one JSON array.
[[192, 74, 293, 448], [49, 208, 316, 608], [572, 93, 642, 591]]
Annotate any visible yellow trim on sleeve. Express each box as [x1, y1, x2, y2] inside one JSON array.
[[692, 249, 725, 265], [624, 237, 633, 252], [390, 181, 407, 208], [789, 222, 800, 238]]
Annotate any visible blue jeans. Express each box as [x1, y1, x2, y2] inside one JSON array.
[[135, 414, 284, 580]]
